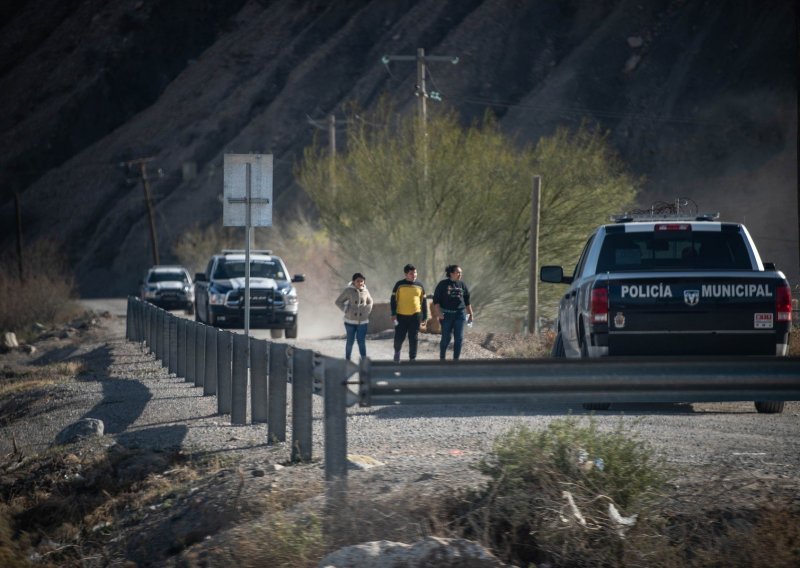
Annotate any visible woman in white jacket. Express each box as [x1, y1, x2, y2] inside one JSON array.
[[334, 272, 374, 360]]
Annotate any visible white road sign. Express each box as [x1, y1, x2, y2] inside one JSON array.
[[223, 154, 273, 227]]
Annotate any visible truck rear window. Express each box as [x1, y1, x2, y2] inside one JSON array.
[[596, 231, 752, 272]]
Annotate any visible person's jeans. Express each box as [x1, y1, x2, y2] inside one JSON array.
[[440, 311, 465, 359], [393, 314, 421, 360], [345, 323, 368, 360]]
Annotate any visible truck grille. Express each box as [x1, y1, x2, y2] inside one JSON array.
[[227, 289, 282, 309]]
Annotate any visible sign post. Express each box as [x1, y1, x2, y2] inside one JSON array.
[[223, 154, 273, 341]]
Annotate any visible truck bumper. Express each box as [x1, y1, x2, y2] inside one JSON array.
[[607, 330, 787, 356], [209, 306, 298, 329]]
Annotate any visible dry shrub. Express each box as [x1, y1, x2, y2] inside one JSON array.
[[448, 418, 672, 566], [0, 239, 80, 340], [699, 507, 800, 567], [478, 329, 556, 358], [789, 326, 799, 356], [0, 443, 203, 567]]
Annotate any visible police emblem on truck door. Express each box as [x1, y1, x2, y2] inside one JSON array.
[[684, 290, 700, 306]]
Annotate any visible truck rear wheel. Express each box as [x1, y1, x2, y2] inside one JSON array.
[[270, 329, 283, 339], [285, 322, 298, 339], [551, 332, 565, 357], [583, 403, 611, 411], [754, 401, 784, 414]]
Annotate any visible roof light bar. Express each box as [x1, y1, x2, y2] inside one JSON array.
[[610, 212, 719, 223]]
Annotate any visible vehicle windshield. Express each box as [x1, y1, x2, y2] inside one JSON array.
[[148, 271, 189, 283], [213, 259, 286, 280], [596, 231, 752, 272]]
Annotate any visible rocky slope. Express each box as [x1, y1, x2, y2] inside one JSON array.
[[0, 0, 796, 295]]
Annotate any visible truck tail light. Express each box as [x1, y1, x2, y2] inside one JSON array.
[[591, 287, 609, 323], [655, 223, 691, 232], [776, 283, 792, 322]]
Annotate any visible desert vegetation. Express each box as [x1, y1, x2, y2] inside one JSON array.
[[0, 239, 81, 342], [297, 104, 639, 327], [2, 404, 798, 567]]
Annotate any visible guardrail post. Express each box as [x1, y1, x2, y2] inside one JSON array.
[[194, 322, 206, 389], [324, 357, 347, 482], [217, 330, 233, 414], [168, 315, 178, 376], [126, 297, 133, 340], [291, 348, 314, 462], [149, 305, 156, 355], [145, 305, 152, 353], [251, 338, 268, 422], [156, 309, 165, 366], [231, 333, 249, 425], [205, 326, 218, 395], [268, 342, 289, 443], [186, 321, 196, 384], [177, 318, 187, 379]]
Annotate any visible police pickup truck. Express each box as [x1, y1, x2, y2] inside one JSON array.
[[540, 213, 792, 413], [194, 250, 305, 338]]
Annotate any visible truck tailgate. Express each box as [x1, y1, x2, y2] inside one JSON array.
[[605, 272, 783, 355]]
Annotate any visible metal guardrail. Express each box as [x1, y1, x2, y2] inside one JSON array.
[[127, 296, 799, 485], [358, 357, 800, 406], [126, 296, 357, 471]]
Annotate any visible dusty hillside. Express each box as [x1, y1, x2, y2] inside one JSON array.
[[0, 0, 796, 296]]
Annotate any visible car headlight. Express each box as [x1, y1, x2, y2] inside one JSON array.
[[209, 291, 227, 305], [282, 287, 298, 305], [143, 286, 158, 299]]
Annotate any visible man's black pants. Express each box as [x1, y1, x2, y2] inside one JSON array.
[[393, 314, 421, 360]]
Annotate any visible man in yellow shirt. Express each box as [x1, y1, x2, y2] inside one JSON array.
[[390, 264, 428, 362]]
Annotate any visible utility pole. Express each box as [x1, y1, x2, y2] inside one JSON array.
[[381, 48, 459, 128], [14, 192, 23, 282], [308, 114, 344, 197], [328, 114, 336, 196], [126, 157, 160, 266], [528, 176, 542, 334], [382, 48, 459, 279]]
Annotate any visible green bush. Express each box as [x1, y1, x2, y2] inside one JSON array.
[[453, 418, 672, 566], [297, 103, 638, 328]]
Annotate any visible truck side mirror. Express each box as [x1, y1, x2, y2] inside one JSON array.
[[540, 265, 572, 284], [763, 262, 776, 271], [292, 274, 306, 283], [195, 273, 207, 282]]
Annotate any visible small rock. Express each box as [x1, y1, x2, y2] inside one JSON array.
[[3, 332, 19, 349], [347, 454, 385, 470], [318, 536, 513, 568], [623, 54, 642, 73], [20, 344, 36, 354], [627, 35, 644, 48], [55, 418, 105, 445]]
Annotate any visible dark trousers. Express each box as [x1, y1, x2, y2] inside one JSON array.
[[393, 314, 421, 359], [440, 311, 465, 359]]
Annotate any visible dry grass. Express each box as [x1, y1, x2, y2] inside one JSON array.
[[0, 239, 82, 342], [789, 326, 799, 356], [477, 329, 556, 358]]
